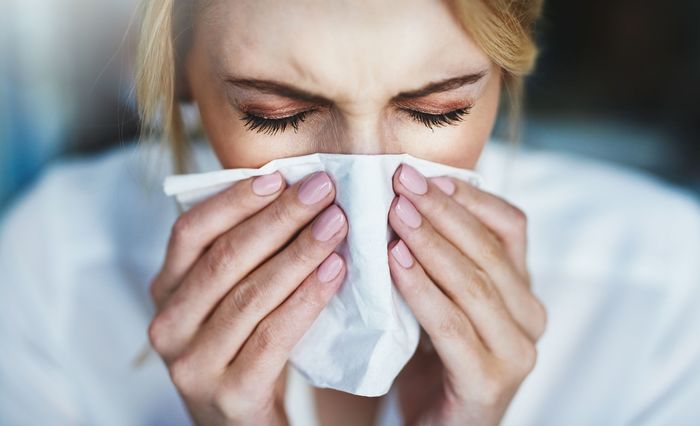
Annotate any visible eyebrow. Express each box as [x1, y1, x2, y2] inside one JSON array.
[[223, 69, 488, 104], [394, 70, 488, 99], [224, 77, 333, 104]]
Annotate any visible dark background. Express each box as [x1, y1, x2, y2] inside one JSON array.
[[523, 0, 699, 191]]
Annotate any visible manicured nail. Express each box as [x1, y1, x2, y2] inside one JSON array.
[[298, 171, 333, 205], [431, 176, 455, 196], [317, 253, 343, 283], [252, 172, 283, 196], [395, 195, 422, 228], [399, 164, 428, 195], [312, 205, 346, 242], [391, 240, 414, 268]]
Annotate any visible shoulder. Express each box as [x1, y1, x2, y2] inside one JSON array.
[[0, 142, 176, 291], [480, 143, 700, 423], [0, 143, 187, 423], [480, 141, 700, 290]]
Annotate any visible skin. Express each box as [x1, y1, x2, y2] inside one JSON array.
[[147, 0, 547, 425]]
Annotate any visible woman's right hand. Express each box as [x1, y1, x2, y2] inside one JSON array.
[[147, 170, 348, 426]]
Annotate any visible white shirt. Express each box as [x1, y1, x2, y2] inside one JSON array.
[[1, 139, 699, 426]]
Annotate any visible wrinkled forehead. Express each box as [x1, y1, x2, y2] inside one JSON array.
[[195, 0, 492, 102]]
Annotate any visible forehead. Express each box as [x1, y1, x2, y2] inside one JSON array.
[[198, 0, 491, 100]]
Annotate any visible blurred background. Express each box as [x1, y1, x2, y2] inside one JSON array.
[[1, 0, 699, 216]]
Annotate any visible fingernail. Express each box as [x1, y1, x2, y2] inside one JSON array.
[[298, 172, 333, 205], [317, 253, 343, 283], [391, 240, 414, 268], [252, 172, 283, 196], [431, 176, 455, 196], [395, 195, 422, 228], [312, 205, 346, 242], [399, 164, 428, 195]]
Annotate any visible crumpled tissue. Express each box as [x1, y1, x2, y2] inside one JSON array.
[[163, 152, 484, 396]]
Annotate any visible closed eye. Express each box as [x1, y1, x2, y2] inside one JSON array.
[[239, 110, 314, 135], [399, 105, 473, 130], [239, 105, 473, 135]]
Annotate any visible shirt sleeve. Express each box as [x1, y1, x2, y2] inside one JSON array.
[[617, 200, 700, 425], [0, 185, 87, 425]]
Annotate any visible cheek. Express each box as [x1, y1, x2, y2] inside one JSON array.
[[389, 80, 500, 169], [388, 124, 488, 170], [192, 77, 315, 168]]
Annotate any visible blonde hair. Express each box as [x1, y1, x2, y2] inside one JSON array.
[[136, 0, 543, 174]]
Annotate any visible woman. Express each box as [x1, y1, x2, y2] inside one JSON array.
[[1, 0, 699, 425]]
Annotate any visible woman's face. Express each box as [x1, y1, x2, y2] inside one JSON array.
[[185, 0, 501, 169]]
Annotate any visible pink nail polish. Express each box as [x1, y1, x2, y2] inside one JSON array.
[[312, 205, 346, 241], [298, 172, 333, 205], [399, 164, 428, 195], [317, 253, 343, 283], [395, 195, 422, 228], [431, 176, 455, 196], [391, 240, 414, 268], [252, 172, 283, 196]]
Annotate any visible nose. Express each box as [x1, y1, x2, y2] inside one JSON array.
[[326, 107, 402, 155]]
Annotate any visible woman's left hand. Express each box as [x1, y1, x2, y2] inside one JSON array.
[[387, 163, 548, 426]]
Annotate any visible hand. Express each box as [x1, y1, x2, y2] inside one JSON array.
[[147, 170, 348, 426], [387, 164, 547, 426]]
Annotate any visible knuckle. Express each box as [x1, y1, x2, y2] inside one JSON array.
[[531, 298, 548, 340], [426, 191, 451, 216], [206, 310, 239, 341], [148, 275, 161, 303], [508, 338, 538, 376], [403, 274, 429, 298], [212, 386, 242, 420], [464, 267, 495, 301], [212, 378, 243, 419], [437, 311, 469, 340], [477, 374, 506, 406], [287, 240, 315, 266], [147, 315, 169, 354], [519, 342, 538, 374], [204, 238, 239, 276], [296, 284, 324, 312], [270, 198, 300, 226], [410, 224, 438, 253], [478, 235, 501, 263], [253, 320, 285, 354], [223, 180, 248, 204], [169, 354, 197, 393], [212, 390, 235, 419], [227, 282, 266, 316], [296, 273, 328, 314], [170, 213, 196, 247], [507, 205, 528, 238], [213, 379, 270, 420]]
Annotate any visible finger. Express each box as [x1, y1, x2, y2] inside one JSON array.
[[387, 239, 483, 379], [395, 165, 518, 286], [431, 175, 529, 278], [152, 171, 286, 309], [394, 165, 546, 341], [388, 195, 532, 357], [172, 204, 347, 371], [148, 171, 337, 359], [220, 253, 346, 399]]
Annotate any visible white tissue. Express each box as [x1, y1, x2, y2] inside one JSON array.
[[163, 152, 484, 396]]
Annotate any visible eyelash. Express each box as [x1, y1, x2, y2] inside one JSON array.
[[240, 105, 472, 135], [400, 106, 473, 130], [240, 110, 312, 136]]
